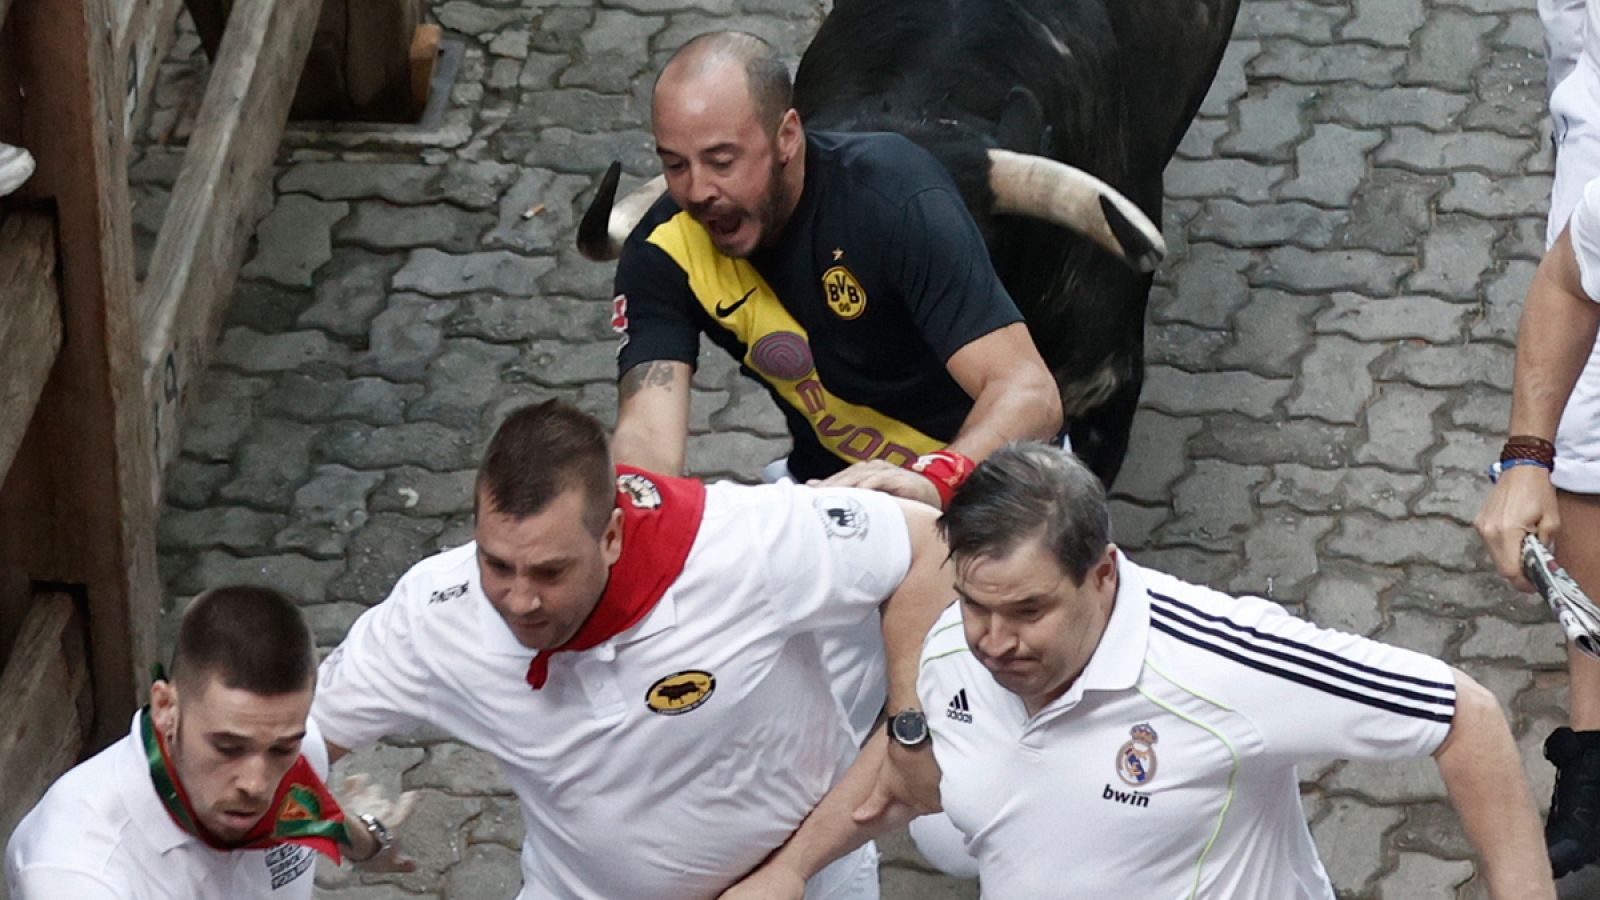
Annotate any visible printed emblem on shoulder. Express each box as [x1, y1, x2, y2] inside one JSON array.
[[821, 265, 867, 319], [264, 844, 316, 890], [813, 495, 868, 539], [1116, 723, 1159, 787], [645, 669, 716, 716], [428, 582, 469, 605], [946, 688, 973, 724], [612, 294, 630, 355], [618, 472, 663, 509]]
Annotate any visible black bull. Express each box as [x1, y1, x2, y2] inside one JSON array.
[[579, 0, 1241, 486]]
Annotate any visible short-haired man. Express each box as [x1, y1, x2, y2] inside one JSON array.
[[610, 30, 1062, 505], [4, 586, 404, 899], [311, 399, 952, 898], [726, 444, 1555, 899]]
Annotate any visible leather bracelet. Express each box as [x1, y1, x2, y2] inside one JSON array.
[[910, 450, 976, 508], [1502, 435, 1556, 466]]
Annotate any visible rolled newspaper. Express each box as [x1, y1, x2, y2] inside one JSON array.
[[1522, 534, 1600, 660]]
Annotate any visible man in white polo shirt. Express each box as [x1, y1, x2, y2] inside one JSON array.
[[4, 586, 407, 899], [730, 443, 1553, 899], [311, 398, 950, 898]]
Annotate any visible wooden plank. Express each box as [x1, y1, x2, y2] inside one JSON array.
[[0, 593, 91, 847], [3, 0, 162, 751], [0, 212, 62, 481], [0, 0, 12, 38], [114, 0, 185, 140], [138, 0, 323, 488]]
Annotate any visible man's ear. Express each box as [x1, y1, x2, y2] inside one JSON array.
[[150, 679, 179, 737], [601, 507, 625, 567], [776, 108, 803, 164], [1091, 544, 1119, 591]]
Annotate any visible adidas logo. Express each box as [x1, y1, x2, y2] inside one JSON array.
[[946, 689, 973, 724]]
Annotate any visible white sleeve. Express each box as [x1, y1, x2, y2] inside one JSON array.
[[755, 484, 913, 635], [7, 866, 123, 900], [312, 578, 434, 752], [1570, 176, 1600, 302], [1157, 591, 1456, 764]]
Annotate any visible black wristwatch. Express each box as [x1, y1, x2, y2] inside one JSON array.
[[888, 708, 930, 748]]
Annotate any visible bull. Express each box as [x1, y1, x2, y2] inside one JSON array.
[[578, 0, 1241, 486]]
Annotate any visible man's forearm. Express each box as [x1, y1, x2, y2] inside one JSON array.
[[880, 501, 954, 713], [1434, 670, 1555, 898], [946, 370, 1062, 462], [613, 360, 693, 475], [1507, 230, 1600, 440]]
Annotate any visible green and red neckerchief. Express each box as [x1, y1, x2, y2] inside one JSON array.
[[140, 708, 350, 863]]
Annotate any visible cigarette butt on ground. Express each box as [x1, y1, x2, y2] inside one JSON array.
[[522, 203, 546, 219]]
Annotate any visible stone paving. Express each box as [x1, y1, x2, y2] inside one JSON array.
[[131, 0, 1596, 896]]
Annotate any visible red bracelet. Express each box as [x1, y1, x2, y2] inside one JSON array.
[[911, 450, 976, 508]]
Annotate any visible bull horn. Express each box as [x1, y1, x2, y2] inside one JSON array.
[[577, 161, 667, 261], [986, 149, 1166, 273]]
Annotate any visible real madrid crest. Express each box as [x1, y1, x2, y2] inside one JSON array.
[[1116, 723, 1159, 787], [645, 670, 716, 716], [617, 472, 662, 510], [822, 265, 867, 320]]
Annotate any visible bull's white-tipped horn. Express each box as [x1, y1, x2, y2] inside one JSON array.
[[576, 162, 668, 261], [986, 149, 1166, 273]]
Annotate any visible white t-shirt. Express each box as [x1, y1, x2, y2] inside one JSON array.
[[4, 712, 329, 900], [312, 479, 910, 899], [917, 554, 1456, 900]]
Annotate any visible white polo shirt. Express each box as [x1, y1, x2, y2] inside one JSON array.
[[918, 554, 1456, 899], [4, 711, 328, 900], [312, 479, 909, 899]]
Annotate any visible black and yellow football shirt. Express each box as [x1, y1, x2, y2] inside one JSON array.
[[614, 131, 1023, 481]]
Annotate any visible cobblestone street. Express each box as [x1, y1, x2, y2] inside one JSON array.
[[135, 0, 1591, 896]]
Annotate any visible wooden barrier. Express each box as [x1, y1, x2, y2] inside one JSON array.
[[0, 595, 91, 847]]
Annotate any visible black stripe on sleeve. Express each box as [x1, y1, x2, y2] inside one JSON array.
[[1150, 619, 1455, 724], [1149, 590, 1456, 693]]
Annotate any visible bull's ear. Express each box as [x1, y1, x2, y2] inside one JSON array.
[[996, 87, 1045, 155]]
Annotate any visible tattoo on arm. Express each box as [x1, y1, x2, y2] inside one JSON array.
[[620, 361, 680, 402]]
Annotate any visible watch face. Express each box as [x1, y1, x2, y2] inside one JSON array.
[[891, 710, 928, 745]]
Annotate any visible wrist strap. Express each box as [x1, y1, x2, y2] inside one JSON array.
[[911, 450, 976, 508], [1488, 457, 1554, 484], [1501, 435, 1556, 466]]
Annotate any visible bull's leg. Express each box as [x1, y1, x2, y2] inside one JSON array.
[[1065, 362, 1144, 489]]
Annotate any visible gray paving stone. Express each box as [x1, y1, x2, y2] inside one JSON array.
[[217, 419, 319, 508], [331, 790, 483, 894], [1300, 560, 1392, 636], [1279, 124, 1384, 206], [1198, 39, 1259, 119], [241, 195, 349, 288], [163, 458, 232, 509], [355, 294, 458, 383], [1357, 383, 1448, 471], [560, 10, 665, 92], [1337, 168, 1447, 255], [1286, 337, 1385, 424], [1449, 386, 1511, 431], [394, 249, 556, 297], [1391, 802, 1476, 859], [1409, 215, 1501, 296], [298, 249, 404, 339], [468, 795, 526, 849], [1188, 199, 1345, 249], [1439, 172, 1552, 218], [1191, 415, 1357, 468], [1406, 468, 1483, 525], [178, 550, 344, 605], [1387, 852, 1476, 896], [1217, 82, 1316, 161], [407, 743, 506, 794], [302, 602, 370, 646], [274, 465, 387, 557], [710, 384, 789, 438], [280, 163, 440, 205], [216, 327, 351, 374], [320, 422, 481, 472], [1377, 342, 1513, 389], [333, 378, 429, 426], [411, 340, 521, 429], [1111, 411, 1205, 505], [443, 844, 521, 900], [371, 468, 478, 518], [516, 339, 619, 387], [1107, 499, 1169, 550], [1161, 460, 1270, 550], [1145, 321, 1232, 372], [507, 88, 644, 133], [1259, 464, 1426, 520], [1470, 258, 1535, 347], [436, 160, 521, 211], [488, 29, 531, 60], [1342, 0, 1427, 45], [878, 867, 980, 900], [1141, 366, 1291, 419], [1323, 754, 1446, 802], [158, 507, 286, 553], [1216, 290, 1324, 377], [448, 295, 596, 344], [1227, 512, 1336, 599], [1250, 39, 1404, 87], [1496, 216, 1549, 262], [434, 1, 523, 34], [177, 374, 271, 461], [1314, 85, 1470, 130], [484, 170, 590, 253], [503, 125, 658, 177], [1234, 0, 1346, 41], [224, 279, 319, 333], [685, 432, 792, 482], [1255, 247, 1411, 296], [1174, 118, 1229, 159], [1127, 545, 1242, 586], [1310, 797, 1404, 893], [329, 514, 448, 606], [1314, 292, 1468, 343], [1375, 126, 1535, 174], [1326, 515, 1479, 570], [1404, 9, 1497, 90], [515, 52, 568, 91], [1390, 567, 1533, 621], [337, 202, 495, 253], [1163, 158, 1286, 202], [1459, 617, 1567, 666], [1153, 244, 1252, 327], [1460, 48, 1551, 138]]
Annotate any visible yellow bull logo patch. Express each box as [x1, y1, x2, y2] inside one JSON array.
[[645, 670, 716, 716], [822, 266, 867, 319]]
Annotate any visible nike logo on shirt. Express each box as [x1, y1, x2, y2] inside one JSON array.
[[715, 288, 757, 317]]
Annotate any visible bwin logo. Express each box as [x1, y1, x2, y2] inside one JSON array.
[[946, 689, 973, 724], [1102, 783, 1151, 808]]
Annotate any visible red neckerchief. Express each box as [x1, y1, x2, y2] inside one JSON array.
[[142, 709, 348, 862], [525, 466, 707, 689]]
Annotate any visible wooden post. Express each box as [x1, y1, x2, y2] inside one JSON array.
[[0, 594, 91, 846], [138, 0, 323, 489], [1, 0, 162, 752]]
